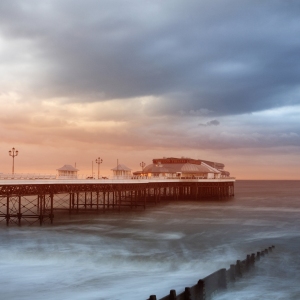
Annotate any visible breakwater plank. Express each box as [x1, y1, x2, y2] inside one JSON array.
[[148, 246, 275, 300]]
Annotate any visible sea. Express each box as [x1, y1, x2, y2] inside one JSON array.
[[0, 180, 300, 300]]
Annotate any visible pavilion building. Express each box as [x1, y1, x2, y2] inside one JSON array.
[[57, 165, 79, 179], [111, 164, 132, 178], [135, 157, 231, 179]]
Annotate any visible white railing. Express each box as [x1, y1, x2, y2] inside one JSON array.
[[0, 173, 235, 181], [0, 173, 57, 180]]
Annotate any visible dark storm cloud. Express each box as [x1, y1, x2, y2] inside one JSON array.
[[199, 119, 220, 127], [1, 0, 300, 116]]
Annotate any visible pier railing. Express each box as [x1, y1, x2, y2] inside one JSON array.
[[0, 173, 57, 180], [0, 173, 235, 181], [148, 246, 275, 300]]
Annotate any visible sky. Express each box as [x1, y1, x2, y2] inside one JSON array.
[[0, 0, 299, 179]]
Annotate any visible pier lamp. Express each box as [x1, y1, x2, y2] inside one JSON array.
[[95, 157, 103, 179], [9, 147, 19, 175], [140, 161, 146, 175]]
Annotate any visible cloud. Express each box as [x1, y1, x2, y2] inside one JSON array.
[[0, 0, 300, 180], [0, 0, 300, 117], [199, 119, 220, 127]]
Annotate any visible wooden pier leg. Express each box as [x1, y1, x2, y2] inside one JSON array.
[[96, 191, 99, 211], [42, 194, 46, 213], [113, 191, 115, 209], [6, 195, 10, 226], [37, 194, 40, 210], [69, 193, 72, 214], [103, 192, 106, 213], [50, 193, 54, 224], [39, 195, 44, 225], [76, 193, 79, 213], [72, 193, 75, 209], [18, 195, 22, 226]]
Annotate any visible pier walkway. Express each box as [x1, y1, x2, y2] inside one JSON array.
[[0, 178, 234, 226]]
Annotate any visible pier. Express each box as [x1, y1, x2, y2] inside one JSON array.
[[0, 178, 234, 226]]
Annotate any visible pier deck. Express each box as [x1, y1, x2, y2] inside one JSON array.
[[0, 178, 234, 226]]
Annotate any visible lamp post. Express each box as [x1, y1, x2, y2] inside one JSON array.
[[9, 147, 18, 175], [95, 157, 103, 179], [140, 161, 145, 175]]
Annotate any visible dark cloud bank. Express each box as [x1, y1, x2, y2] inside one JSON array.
[[1, 0, 300, 117]]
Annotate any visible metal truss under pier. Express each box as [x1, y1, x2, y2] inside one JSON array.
[[0, 179, 234, 226]]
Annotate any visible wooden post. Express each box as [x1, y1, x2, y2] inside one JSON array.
[[235, 260, 242, 277], [246, 254, 251, 271], [219, 268, 227, 289], [169, 289, 176, 300], [256, 251, 261, 261], [197, 280, 205, 300], [184, 287, 192, 300], [229, 264, 236, 281]]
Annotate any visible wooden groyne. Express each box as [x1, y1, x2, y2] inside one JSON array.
[[148, 246, 275, 300], [0, 178, 234, 226]]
